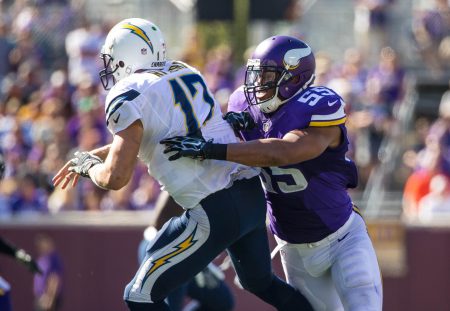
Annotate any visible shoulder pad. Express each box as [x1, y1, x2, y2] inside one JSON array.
[[296, 86, 346, 127], [105, 88, 140, 125]]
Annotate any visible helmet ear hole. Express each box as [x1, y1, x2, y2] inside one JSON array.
[[291, 75, 301, 85], [118, 61, 125, 68], [283, 72, 293, 81]]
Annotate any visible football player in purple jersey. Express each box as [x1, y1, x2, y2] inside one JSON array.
[[162, 35, 383, 311]]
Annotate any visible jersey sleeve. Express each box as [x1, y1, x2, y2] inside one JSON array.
[[227, 86, 247, 113], [304, 88, 347, 127], [105, 88, 142, 135]]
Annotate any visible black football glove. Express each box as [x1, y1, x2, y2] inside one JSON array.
[[15, 249, 42, 274], [160, 135, 227, 161], [68, 151, 103, 178], [223, 111, 255, 131], [161, 136, 211, 161]]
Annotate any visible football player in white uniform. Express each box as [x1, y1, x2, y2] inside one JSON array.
[[53, 19, 313, 311]]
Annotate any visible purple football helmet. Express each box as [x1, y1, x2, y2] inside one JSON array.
[[244, 35, 316, 113]]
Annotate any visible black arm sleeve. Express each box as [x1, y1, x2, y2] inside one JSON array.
[[0, 237, 18, 258]]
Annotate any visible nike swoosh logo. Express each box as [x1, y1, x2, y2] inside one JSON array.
[[337, 232, 349, 242], [113, 114, 121, 124], [328, 100, 338, 106]]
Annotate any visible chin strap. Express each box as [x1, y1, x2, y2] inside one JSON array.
[[259, 74, 316, 113]]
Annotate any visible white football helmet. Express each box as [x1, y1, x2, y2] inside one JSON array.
[[99, 18, 166, 90]]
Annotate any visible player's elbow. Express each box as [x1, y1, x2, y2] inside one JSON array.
[[107, 181, 126, 191], [99, 168, 130, 190], [106, 174, 129, 190], [274, 144, 323, 166], [268, 152, 291, 166]]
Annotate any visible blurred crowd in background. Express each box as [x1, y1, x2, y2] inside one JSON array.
[[0, 0, 449, 218]]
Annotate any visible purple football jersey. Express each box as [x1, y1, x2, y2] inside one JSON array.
[[228, 86, 358, 243]]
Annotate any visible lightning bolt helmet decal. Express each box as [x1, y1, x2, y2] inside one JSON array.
[[121, 22, 154, 54]]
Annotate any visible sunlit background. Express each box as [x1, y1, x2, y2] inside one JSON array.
[[1, 0, 450, 310]]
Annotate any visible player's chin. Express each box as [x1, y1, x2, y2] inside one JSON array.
[[256, 92, 272, 102]]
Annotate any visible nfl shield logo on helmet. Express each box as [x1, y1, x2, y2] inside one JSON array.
[[263, 120, 271, 132]]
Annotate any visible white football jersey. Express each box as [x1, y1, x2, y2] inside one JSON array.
[[104, 60, 259, 209]]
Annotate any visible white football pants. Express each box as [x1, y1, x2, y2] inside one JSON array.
[[275, 211, 383, 311]]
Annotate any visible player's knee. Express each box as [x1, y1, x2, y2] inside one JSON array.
[[123, 283, 165, 308], [334, 247, 382, 310], [339, 249, 374, 288], [344, 270, 373, 289], [238, 274, 273, 293], [344, 287, 382, 311]]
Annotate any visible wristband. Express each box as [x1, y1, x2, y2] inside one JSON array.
[[204, 143, 227, 160]]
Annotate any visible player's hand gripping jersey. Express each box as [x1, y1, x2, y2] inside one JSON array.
[[105, 61, 258, 208], [229, 85, 358, 243]]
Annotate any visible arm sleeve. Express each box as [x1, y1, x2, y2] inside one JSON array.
[[105, 89, 143, 135], [227, 86, 247, 113], [308, 97, 347, 127], [0, 237, 17, 258]]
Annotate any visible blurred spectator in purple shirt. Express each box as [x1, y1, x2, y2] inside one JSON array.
[[366, 46, 406, 114], [354, 0, 395, 65], [10, 172, 47, 214], [350, 46, 406, 185], [33, 234, 63, 311], [335, 48, 368, 109], [203, 45, 235, 96], [0, 21, 14, 82], [412, 0, 450, 77]]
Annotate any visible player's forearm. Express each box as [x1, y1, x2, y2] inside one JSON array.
[[89, 144, 111, 161], [224, 127, 335, 167], [0, 237, 40, 273], [45, 274, 60, 302], [88, 163, 130, 190], [226, 139, 318, 167], [87, 129, 140, 190]]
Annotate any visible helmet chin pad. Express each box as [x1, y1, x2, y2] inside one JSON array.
[[258, 96, 284, 114]]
